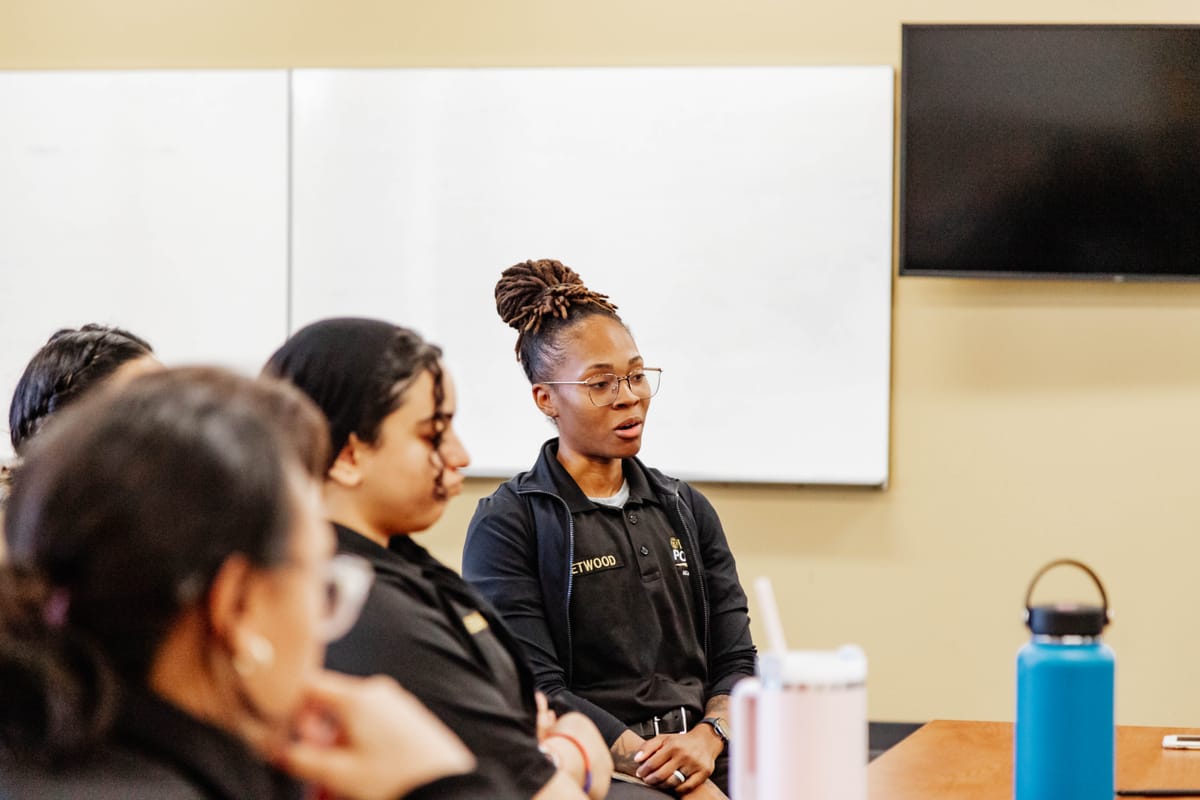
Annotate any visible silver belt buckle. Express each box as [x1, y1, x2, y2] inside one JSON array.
[[651, 707, 689, 736]]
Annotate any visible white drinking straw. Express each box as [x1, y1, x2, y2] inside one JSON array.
[[754, 575, 789, 654]]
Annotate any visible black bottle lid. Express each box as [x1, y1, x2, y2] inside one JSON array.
[[1026, 603, 1108, 637]]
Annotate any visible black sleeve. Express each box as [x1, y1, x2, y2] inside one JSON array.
[[686, 484, 758, 697], [325, 578, 557, 797], [464, 492, 631, 745]]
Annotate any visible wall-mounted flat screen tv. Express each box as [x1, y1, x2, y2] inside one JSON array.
[[900, 25, 1200, 280]]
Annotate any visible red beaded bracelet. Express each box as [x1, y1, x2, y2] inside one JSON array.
[[543, 732, 593, 793]]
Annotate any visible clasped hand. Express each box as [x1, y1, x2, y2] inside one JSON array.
[[633, 727, 723, 794]]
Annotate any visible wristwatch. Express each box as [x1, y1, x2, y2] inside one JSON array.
[[698, 716, 730, 744]]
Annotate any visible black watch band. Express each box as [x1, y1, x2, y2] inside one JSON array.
[[699, 716, 729, 744]]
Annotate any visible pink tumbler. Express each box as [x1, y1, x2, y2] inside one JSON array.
[[729, 646, 868, 800]]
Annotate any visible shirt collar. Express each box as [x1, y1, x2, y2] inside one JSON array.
[[116, 689, 301, 800], [332, 523, 481, 603], [537, 440, 660, 512], [622, 458, 660, 507], [332, 522, 434, 565]]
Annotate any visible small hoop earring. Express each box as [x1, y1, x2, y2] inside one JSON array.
[[233, 633, 275, 678]]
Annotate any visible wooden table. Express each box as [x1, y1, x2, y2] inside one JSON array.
[[869, 720, 1200, 799]]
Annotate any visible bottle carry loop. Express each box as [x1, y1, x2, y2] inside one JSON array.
[[1023, 558, 1111, 630]]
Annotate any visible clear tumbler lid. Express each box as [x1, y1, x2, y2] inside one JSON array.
[[758, 645, 867, 687]]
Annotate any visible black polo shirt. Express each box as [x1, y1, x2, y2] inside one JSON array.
[[0, 687, 509, 800], [564, 459, 708, 728], [326, 525, 550, 797]]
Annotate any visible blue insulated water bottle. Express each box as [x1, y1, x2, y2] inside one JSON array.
[[1014, 559, 1114, 800]]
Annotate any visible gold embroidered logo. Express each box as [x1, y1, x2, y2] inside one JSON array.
[[670, 537, 689, 570], [462, 611, 489, 635]]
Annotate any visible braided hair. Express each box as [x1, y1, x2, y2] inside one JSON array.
[[9, 325, 154, 454], [495, 259, 621, 382]]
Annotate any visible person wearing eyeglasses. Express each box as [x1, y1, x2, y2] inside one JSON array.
[[265, 318, 612, 800], [0, 367, 506, 799], [463, 260, 757, 799]]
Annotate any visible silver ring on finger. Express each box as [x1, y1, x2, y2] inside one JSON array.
[[672, 769, 687, 785]]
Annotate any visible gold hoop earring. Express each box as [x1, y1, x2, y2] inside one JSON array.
[[233, 633, 275, 678]]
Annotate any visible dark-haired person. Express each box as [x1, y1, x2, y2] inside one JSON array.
[[0, 367, 505, 800], [8, 323, 161, 453], [1, 324, 162, 529], [463, 260, 757, 799], [265, 318, 612, 800], [1, 323, 162, 562]]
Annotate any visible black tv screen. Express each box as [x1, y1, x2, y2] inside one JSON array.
[[900, 25, 1200, 280]]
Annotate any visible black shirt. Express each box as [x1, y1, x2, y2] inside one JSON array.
[[0, 689, 301, 800], [464, 438, 757, 750], [326, 525, 554, 798], [569, 460, 707, 727], [0, 688, 504, 800]]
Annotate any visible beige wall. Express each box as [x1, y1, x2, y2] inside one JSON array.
[[5, 0, 1200, 725]]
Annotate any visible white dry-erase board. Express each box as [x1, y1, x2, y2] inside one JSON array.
[[292, 67, 893, 485], [0, 71, 289, 458]]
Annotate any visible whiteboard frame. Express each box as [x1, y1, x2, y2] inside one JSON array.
[[0, 66, 892, 485], [292, 66, 893, 486]]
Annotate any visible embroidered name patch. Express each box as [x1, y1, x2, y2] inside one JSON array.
[[571, 553, 625, 576]]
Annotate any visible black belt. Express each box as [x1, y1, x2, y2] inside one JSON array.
[[631, 706, 692, 738]]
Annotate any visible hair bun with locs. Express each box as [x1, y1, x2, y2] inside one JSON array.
[[495, 259, 622, 383], [495, 259, 618, 336]]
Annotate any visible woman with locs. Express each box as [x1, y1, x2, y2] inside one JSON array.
[[464, 260, 756, 798]]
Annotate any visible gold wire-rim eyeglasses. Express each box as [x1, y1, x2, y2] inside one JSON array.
[[539, 368, 662, 407]]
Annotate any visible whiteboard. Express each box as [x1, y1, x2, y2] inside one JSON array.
[[292, 67, 894, 485], [0, 71, 289, 458]]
